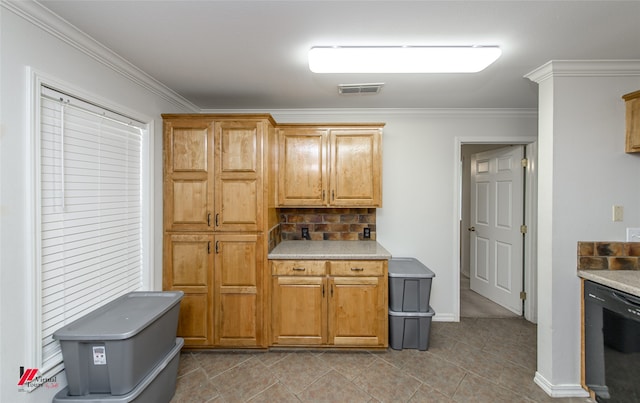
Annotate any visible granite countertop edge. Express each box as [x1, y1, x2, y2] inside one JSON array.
[[268, 240, 392, 260], [578, 270, 640, 297]]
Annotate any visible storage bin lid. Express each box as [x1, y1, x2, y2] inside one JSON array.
[[53, 291, 183, 341], [389, 307, 435, 317], [388, 257, 435, 278]]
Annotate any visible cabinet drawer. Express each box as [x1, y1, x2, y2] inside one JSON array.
[[272, 260, 327, 276], [330, 260, 385, 276]]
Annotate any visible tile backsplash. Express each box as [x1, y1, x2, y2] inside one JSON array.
[[278, 208, 376, 241], [578, 241, 640, 270]]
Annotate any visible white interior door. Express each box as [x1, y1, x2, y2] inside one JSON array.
[[470, 146, 524, 315]]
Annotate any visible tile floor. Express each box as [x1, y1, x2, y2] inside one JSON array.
[[170, 318, 594, 402]]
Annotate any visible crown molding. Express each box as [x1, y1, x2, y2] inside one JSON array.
[[525, 60, 640, 84], [201, 108, 538, 121], [2, 0, 199, 113]]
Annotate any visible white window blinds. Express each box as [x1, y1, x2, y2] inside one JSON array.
[[39, 86, 145, 372]]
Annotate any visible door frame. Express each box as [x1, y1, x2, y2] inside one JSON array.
[[454, 137, 538, 323]]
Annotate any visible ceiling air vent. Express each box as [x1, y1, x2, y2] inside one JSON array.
[[338, 83, 384, 95]]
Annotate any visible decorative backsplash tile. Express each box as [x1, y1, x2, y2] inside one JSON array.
[[577, 241, 640, 270], [278, 208, 376, 241]]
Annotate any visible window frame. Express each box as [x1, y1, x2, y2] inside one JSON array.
[[27, 70, 155, 383]]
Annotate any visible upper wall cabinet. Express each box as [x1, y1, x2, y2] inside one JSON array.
[[623, 90, 640, 153], [277, 124, 383, 207], [163, 115, 272, 232], [163, 117, 215, 232]]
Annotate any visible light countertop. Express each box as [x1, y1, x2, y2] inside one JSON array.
[[578, 270, 640, 297], [268, 240, 392, 260]]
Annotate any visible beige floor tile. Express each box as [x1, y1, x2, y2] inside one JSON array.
[[297, 370, 373, 403], [352, 358, 421, 402], [401, 352, 466, 397], [375, 347, 417, 369], [408, 384, 455, 403], [269, 352, 332, 394], [254, 351, 291, 367], [175, 367, 211, 392], [176, 352, 200, 378], [171, 380, 220, 403], [431, 319, 492, 349], [318, 351, 378, 380], [452, 372, 531, 403], [247, 381, 301, 403], [483, 338, 537, 371], [194, 351, 254, 379], [210, 357, 279, 402], [444, 340, 506, 378]]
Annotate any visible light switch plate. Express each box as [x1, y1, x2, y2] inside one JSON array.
[[613, 205, 624, 222]]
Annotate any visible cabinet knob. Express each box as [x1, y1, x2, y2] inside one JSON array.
[[351, 267, 364, 271], [292, 267, 306, 271]]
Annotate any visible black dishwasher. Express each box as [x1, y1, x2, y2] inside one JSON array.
[[584, 280, 640, 402]]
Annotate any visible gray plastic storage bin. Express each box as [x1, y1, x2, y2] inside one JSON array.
[[53, 338, 183, 403], [53, 291, 183, 396], [388, 257, 435, 312], [389, 307, 435, 351]]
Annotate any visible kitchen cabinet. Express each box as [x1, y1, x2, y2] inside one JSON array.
[[271, 260, 327, 345], [162, 114, 275, 349], [164, 117, 266, 232], [163, 233, 214, 346], [623, 90, 640, 153], [163, 118, 214, 232], [277, 124, 383, 207], [270, 259, 388, 348], [214, 233, 264, 347]]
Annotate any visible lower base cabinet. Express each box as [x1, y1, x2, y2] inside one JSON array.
[[271, 259, 388, 348], [163, 232, 265, 348]]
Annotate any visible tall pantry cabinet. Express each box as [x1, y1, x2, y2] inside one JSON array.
[[162, 114, 275, 348]]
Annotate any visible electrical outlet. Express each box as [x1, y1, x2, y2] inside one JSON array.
[[613, 205, 624, 222], [301, 227, 310, 239], [363, 228, 371, 239], [627, 228, 640, 242]]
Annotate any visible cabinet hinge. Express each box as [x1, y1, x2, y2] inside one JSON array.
[[520, 291, 527, 301], [521, 158, 528, 168], [520, 224, 528, 234]]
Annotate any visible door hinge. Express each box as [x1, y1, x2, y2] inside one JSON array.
[[520, 224, 528, 234], [521, 158, 528, 168], [520, 291, 527, 301]]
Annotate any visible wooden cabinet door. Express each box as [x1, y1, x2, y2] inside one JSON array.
[[329, 128, 382, 207], [214, 233, 264, 347], [214, 120, 263, 231], [328, 276, 386, 347], [164, 119, 215, 231], [277, 127, 328, 206], [272, 276, 327, 345], [163, 233, 214, 347]]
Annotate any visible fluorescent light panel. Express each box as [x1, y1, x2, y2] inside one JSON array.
[[308, 46, 502, 73]]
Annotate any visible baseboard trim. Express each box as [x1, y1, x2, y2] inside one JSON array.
[[534, 372, 590, 398], [433, 312, 456, 322]]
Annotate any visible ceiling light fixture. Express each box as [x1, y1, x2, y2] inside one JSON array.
[[308, 46, 502, 73]]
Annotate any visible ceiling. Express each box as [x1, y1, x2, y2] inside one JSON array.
[[37, 0, 640, 110]]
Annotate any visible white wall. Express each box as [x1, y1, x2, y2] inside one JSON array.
[[527, 61, 640, 397], [258, 110, 537, 322], [0, 4, 194, 402]]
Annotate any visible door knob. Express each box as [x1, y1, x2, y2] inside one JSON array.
[[468, 226, 476, 232]]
